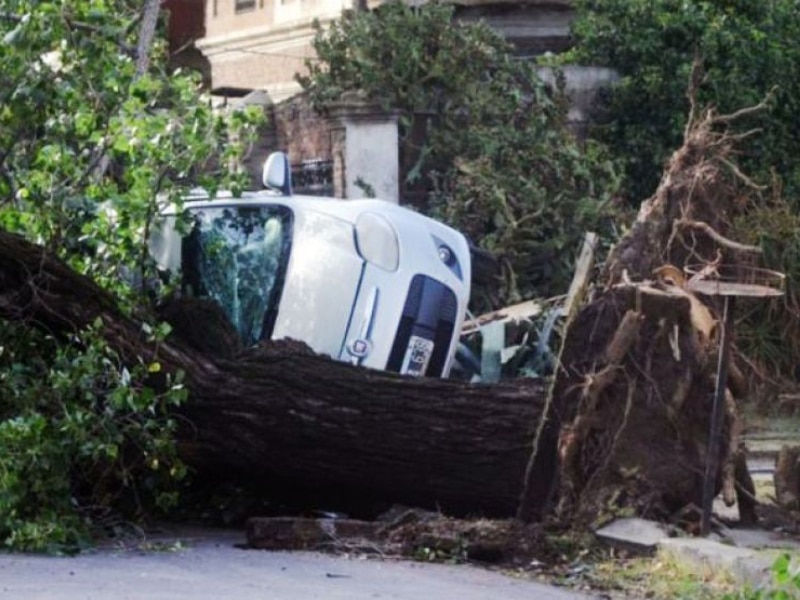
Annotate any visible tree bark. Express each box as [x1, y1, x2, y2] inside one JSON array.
[[181, 345, 544, 516], [0, 230, 546, 517], [135, 0, 161, 76]]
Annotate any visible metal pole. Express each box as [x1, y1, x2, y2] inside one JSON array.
[[701, 295, 736, 536]]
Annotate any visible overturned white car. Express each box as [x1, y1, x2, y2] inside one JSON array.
[[150, 152, 471, 378]]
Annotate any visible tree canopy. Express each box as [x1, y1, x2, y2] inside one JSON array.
[[570, 0, 800, 204]]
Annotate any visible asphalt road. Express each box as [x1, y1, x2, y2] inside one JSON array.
[[0, 528, 594, 600]]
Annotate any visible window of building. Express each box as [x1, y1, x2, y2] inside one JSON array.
[[235, 0, 256, 12]]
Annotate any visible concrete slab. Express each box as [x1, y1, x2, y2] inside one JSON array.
[[595, 518, 668, 555], [720, 527, 800, 552]]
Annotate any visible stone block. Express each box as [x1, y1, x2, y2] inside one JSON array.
[[595, 518, 668, 556]]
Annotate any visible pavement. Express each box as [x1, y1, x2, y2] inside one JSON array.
[[659, 529, 798, 588], [597, 516, 800, 591], [4, 519, 796, 600], [0, 526, 592, 600], [1, 520, 797, 599]]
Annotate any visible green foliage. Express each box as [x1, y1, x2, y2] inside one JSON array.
[[433, 133, 620, 306], [300, 0, 621, 308], [0, 320, 187, 553], [569, 0, 800, 205], [0, 1, 261, 551], [724, 553, 800, 599], [413, 542, 468, 564], [299, 1, 505, 126], [730, 192, 800, 378]]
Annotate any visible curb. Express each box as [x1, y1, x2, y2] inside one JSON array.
[[657, 537, 779, 588]]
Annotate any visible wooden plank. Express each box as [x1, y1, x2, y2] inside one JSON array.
[[461, 300, 543, 336], [562, 231, 598, 320]]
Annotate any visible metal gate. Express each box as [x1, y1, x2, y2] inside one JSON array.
[[291, 159, 333, 197]]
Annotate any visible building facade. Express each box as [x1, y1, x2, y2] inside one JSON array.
[[196, 0, 363, 102], [188, 0, 574, 103]]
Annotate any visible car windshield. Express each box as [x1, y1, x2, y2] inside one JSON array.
[[182, 204, 293, 346]]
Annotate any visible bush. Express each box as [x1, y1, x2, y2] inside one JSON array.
[[0, 320, 187, 553], [570, 0, 800, 205], [0, 1, 263, 551]]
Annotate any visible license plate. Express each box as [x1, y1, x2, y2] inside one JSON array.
[[401, 335, 434, 377]]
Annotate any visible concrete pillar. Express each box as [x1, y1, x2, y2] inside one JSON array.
[[326, 94, 400, 202]]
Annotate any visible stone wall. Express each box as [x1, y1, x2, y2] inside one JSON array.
[[239, 93, 400, 201], [538, 66, 620, 141], [271, 94, 333, 163], [237, 92, 334, 190], [327, 98, 400, 202], [239, 92, 396, 201]]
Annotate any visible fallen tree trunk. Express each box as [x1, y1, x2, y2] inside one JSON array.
[[181, 345, 544, 516], [0, 229, 546, 517]]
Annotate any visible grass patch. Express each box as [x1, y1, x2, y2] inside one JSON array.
[[582, 553, 740, 599]]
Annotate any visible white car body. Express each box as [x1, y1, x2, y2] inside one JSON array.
[[151, 163, 471, 378]]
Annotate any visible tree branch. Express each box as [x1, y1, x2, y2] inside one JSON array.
[[710, 90, 775, 126], [135, 0, 161, 75], [715, 156, 767, 190], [674, 218, 762, 254]]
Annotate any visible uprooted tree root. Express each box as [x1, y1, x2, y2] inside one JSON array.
[[552, 284, 731, 526], [547, 71, 772, 529], [605, 75, 769, 283]]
